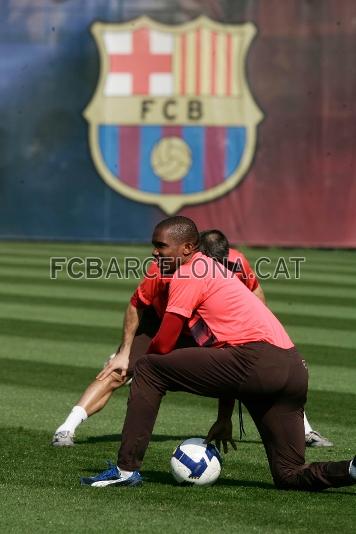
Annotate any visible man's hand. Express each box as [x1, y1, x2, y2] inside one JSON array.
[[205, 419, 237, 454], [102, 352, 116, 369], [96, 349, 130, 381]]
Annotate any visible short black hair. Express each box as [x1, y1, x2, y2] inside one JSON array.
[[154, 216, 200, 246], [199, 229, 229, 263]]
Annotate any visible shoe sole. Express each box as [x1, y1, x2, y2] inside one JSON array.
[[82, 478, 142, 487], [52, 441, 75, 447]]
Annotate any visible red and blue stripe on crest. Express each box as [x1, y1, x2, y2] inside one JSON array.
[[99, 125, 246, 194]]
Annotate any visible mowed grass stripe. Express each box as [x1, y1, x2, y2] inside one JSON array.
[[0, 290, 356, 320], [1, 300, 355, 333], [238, 246, 356, 261], [262, 278, 356, 291], [3, 292, 353, 319], [1, 315, 355, 353], [0, 282, 134, 301], [269, 300, 356, 320], [0, 317, 119, 345], [0, 303, 125, 328], [1, 282, 355, 310], [1, 273, 356, 298], [305, 388, 356, 428], [0, 358, 102, 392], [0, 245, 152, 259], [0, 334, 115, 368], [0, 245, 152, 256], [307, 363, 356, 395], [2, 272, 356, 298], [291, 343, 356, 368], [257, 271, 356, 285], [264, 284, 356, 300], [288, 263, 356, 275], [286, 324, 356, 349], [0, 273, 140, 291], [0, 292, 132, 311], [266, 291, 356, 308], [275, 312, 356, 332]]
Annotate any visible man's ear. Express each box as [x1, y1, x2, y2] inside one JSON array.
[[182, 242, 194, 256]]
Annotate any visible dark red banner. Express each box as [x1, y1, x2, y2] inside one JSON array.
[[181, 0, 356, 247]]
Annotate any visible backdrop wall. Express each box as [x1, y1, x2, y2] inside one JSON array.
[[1, 0, 355, 247]]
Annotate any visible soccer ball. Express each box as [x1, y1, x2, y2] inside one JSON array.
[[170, 437, 222, 486]]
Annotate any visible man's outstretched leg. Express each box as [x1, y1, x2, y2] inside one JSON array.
[[52, 332, 153, 446], [52, 369, 126, 447]]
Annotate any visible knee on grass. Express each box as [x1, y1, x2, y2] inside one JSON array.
[[272, 465, 315, 491]]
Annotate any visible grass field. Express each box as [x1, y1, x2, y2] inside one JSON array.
[[1, 242, 356, 533]]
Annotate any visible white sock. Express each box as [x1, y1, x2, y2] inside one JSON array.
[[55, 405, 88, 434], [349, 460, 356, 480], [303, 412, 313, 435], [119, 468, 134, 480]]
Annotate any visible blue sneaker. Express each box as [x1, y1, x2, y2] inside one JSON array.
[[80, 461, 142, 487]]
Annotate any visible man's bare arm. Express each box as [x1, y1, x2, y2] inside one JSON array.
[[97, 302, 143, 381], [116, 302, 143, 353]]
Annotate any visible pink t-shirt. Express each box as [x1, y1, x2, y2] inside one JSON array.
[[228, 248, 259, 292], [166, 252, 293, 349]]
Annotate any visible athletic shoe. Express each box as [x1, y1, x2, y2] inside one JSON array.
[[80, 461, 142, 487], [52, 430, 75, 447], [305, 430, 333, 447]]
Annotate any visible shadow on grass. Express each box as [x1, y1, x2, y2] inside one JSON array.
[[78, 467, 356, 495], [143, 470, 276, 490], [77, 434, 193, 445], [77, 434, 263, 445]]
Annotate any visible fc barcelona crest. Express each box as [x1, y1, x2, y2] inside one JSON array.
[[84, 16, 263, 214]]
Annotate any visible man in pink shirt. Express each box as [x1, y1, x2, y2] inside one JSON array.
[[52, 232, 264, 447], [81, 216, 355, 490]]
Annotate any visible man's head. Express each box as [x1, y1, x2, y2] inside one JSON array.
[[152, 216, 200, 275], [199, 229, 229, 263]]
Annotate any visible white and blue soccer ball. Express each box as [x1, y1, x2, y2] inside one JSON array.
[[170, 437, 222, 486]]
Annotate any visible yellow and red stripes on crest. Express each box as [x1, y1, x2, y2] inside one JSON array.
[[174, 29, 241, 97]]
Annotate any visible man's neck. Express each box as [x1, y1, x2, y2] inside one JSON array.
[[180, 249, 200, 265]]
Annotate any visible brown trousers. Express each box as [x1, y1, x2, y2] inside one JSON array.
[[122, 310, 352, 491]]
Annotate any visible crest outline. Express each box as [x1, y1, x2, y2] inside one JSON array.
[[84, 15, 263, 214]]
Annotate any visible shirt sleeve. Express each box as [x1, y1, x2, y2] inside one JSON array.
[[147, 312, 185, 354], [229, 248, 259, 293], [238, 252, 259, 292], [166, 272, 205, 318], [130, 288, 146, 309], [134, 261, 160, 306]]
